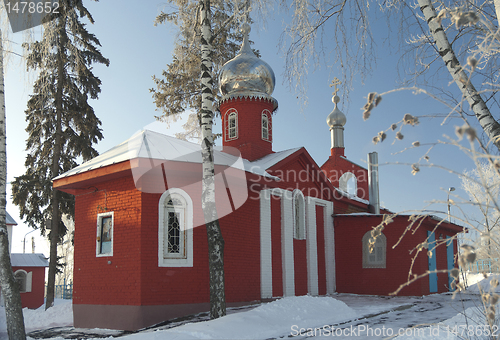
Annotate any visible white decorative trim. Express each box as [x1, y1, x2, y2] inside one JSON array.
[[158, 188, 193, 267], [224, 109, 238, 142], [339, 172, 357, 196], [362, 231, 387, 268], [260, 189, 272, 299], [308, 197, 335, 294], [306, 197, 318, 296], [260, 188, 295, 298], [14, 269, 32, 293], [219, 93, 278, 111], [96, 211, 114, 257], [281, 192, 295, 296]]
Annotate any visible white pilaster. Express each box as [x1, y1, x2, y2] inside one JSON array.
[[260, 189, 272, 299], [281, 192, 295, 296], [306, 197, 318, 295], [323, 200, 335, 294], [308, 197, 336, 295]]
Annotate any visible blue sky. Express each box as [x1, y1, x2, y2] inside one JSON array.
[[3, 1, 481, 254]]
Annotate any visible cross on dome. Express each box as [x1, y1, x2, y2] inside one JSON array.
[[330, 77, 342, 98], [326, 77, 346, 129]]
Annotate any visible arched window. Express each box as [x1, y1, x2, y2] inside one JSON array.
[[14, 270, 32, 293], [362, 231, 386, 268], [339, 172, 357, 196], [262, 110, 272, 142], [225, 109, 238, 141], [158, 188, 193, 267], [293, 190, 306, 240]]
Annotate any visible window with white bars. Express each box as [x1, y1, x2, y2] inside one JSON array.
[[225, 109, 238, 141], [164, 197, 186, 258], [262, 110, 272, 142], [158, 189, 193, 267], [14, 270, 32, 293], [362, 231, 386, 268], [293, 190, 306, 240]]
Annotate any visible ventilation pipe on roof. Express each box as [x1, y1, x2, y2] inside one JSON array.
[[368, 152, 380, 214]]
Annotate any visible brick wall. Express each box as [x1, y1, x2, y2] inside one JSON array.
[[12, 266, 45, 309], [220, 97, 274, 161], [334, 215, 457, 296], [316, 206, 327, 295], [294, 238, 307, 296], [321, 154, 369, 201], [73, 176, 143, 306]]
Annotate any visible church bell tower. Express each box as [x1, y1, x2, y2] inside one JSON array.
[[217, 23, 278, 161]]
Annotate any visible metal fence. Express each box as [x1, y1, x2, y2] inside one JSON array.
[[51, 279, 73, 300], [467, 258, 499, 273]]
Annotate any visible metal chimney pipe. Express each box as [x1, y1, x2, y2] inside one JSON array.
[[368, 152, 380, 214]]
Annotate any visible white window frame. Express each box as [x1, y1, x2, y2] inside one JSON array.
[[158, 188, 193, 267], [14, 269, 32, 293], [262, 110, 272, 142], [292, 190, 306, 240], [339, 172, 357, 196], [225, 109, 238, 141], [96, 211, 114, 257], [362, 231, 386, 268]]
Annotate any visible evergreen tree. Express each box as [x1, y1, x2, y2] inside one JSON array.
[[152, 0, 252, 319], [11, 0, 109, 310]]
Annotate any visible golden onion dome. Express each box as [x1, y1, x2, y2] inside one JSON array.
[[219, 23, 276, 105]]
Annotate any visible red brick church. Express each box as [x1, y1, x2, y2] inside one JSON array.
[[52, 24, 463, 330]]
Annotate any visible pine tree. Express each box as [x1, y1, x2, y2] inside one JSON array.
[[11, 0, 109, 310], [152, 0, 252, 319]]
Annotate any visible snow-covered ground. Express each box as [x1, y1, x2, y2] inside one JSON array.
[[1, 273, 499, 339]]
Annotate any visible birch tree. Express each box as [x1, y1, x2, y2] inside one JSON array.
[[461, 162, 500, 261], [199, 0, 226, 318], [153, 0, 254, 319], [151, 0, 253, 142], [0, 30, 26, 340], [11, 0, 108, 310], [279, 0, 500, 150]]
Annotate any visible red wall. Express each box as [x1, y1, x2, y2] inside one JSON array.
[[73, 167, 265, 308], [316, 206, 327, 295], [334, 215, 457, 296], [12, 266, 45, 309], [220, 97, 275, 161], [294, 238, 308, 296], [321, 153, 369, 200], [73, 176, 143, 306]]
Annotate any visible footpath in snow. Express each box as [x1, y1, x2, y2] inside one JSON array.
[[0, 274, 498, 339]]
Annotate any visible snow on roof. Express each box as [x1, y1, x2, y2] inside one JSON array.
[[335, 188, 370, 205], [249, 147, 302, 170], [10, 253, 49, 267], [53, 130, 279, 181], [6, 211, 17, 226]]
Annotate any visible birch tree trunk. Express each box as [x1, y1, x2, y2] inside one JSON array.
[[199, 0, 226, 319], [418, 0, 500, 150], [0, 31, 26, 340], [494, 0, 500, 23]]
